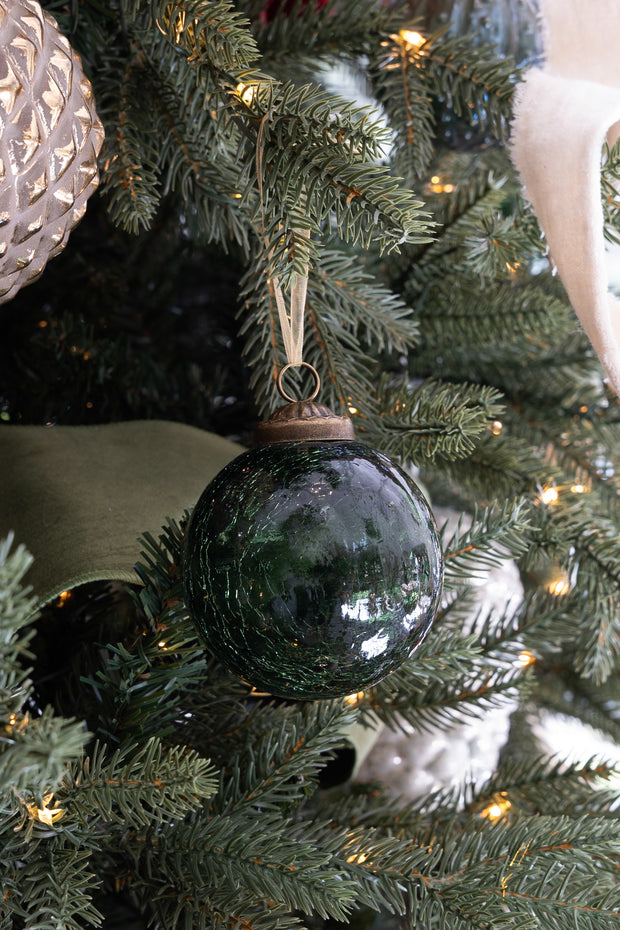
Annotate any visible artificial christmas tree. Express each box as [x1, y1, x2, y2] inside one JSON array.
[[1, 0, 620, 928]]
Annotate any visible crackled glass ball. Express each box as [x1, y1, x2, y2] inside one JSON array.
[[183, 441, 444, 700]]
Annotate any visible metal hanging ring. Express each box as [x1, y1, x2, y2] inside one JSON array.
[[276, 362, 321, 403]]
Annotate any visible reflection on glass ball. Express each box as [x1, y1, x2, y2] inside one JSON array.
[[183, 441, 444, 700]]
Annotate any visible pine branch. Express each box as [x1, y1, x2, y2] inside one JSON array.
[[419, 814, 620, 930], [420, 32, 519, 140], [412, 276, 576, 351], [370, 33, 436, 181], [371, 662, 526, 734], [436, 432, 549, 503], [99, 49, 162, 233], [85, 524, 207, 744], [470, 755, 620, 820], [0, 537, 88, 799], [128, 0, 261, 74], [441, 498, 535, 585], [368, 377, 505, 465], [0, 534, 37, 715], [214, 701, 355, 812], [57, 738, 218, 828], [254, 0, 398, 72], [1, 846, 102, 930]]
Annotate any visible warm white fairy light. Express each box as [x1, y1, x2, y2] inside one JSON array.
[[236, 82, 258, 105], [546, 575, 570, 597], [480, 796, 512, 822], [25, 791, 65, 827], [344, 690, 365, 706], [540, 486, 559, 505], [398, 30, 426, 50], [516, 650, 536, 668]]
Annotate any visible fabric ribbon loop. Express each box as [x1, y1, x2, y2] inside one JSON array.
[[511, 0, 620, 394], [256, 114, 310, 369]]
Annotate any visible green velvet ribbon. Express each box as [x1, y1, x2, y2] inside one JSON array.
[[0, 421, 242, 608]]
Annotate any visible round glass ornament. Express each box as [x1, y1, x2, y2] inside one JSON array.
[[183, 392, 444, 700]]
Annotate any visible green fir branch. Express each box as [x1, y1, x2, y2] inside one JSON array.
[[441, 498, 535, 584], [371, 663, 527, 734], [369, 377, 505, 465], [412, 276, 577, 351], [129, 0, 261, 73], [470, 754, 620, 820], [0, 537, 88, 799], [98, 50, 162, 234], [1, 847, 102, 930], [421, 32, 519, 140], [57, 738, 218, 828], [254, 0, 398, 71], [369, 33, 436, 181], [239, 249, 414, 418]]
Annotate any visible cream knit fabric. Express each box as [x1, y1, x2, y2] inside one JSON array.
[[512, 0, 620, 393]]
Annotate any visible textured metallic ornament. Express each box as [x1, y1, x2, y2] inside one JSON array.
[[0, 0, 104, 304], [184, 364, 444, 700]]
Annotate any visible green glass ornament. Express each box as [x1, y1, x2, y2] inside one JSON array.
[[183, 370, 443, 700]]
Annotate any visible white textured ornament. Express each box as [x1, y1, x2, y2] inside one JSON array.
[[0, 0, 104, 303], [511, 0, 620, 394]]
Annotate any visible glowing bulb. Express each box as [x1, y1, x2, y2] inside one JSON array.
[[481, 797, 511, 821], [430, 175, 440, 184], [344, 690, 365, 706], [348, 406, 358, 415], [57, 590, 71, 605], [399, 30, 426, 50], [546, 577, 570, 597], [236, 82, 257, 105], [443, 183, 455, 193], [516, 651, 536, 668], [158, 640, 167, 649], [571, 484, 587, 494], [490, 420, 503, 435], [26, 792, 65, 827], [36, 805, 65, 826], [540, 486, 559, 505]]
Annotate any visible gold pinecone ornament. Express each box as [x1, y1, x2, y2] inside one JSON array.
[[0, 0, 104, 303]]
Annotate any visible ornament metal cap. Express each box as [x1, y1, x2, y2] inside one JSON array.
[[253, 362, 355, 444]]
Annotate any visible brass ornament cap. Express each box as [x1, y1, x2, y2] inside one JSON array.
[[254, 400, 355, 444]]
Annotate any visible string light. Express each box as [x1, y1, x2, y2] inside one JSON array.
[[515, 650, 536, 668], [424, 174, 456, 195], [344, 690, 365, 706], [490, 420, 503, 435], [398, 30, 426, 50], [480, 795, 512, 822], [570, 483, 588, 494], [540, 486, 559, 505], [545, 574, 570, 597], [25, 792, 65, 827], [236, 82, 258, 106]]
